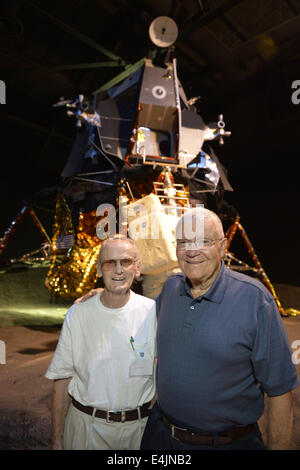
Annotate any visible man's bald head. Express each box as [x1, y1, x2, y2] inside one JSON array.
[[176, 207, 224, 241]]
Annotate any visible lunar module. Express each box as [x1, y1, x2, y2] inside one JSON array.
[[0, 18, 296, 315]]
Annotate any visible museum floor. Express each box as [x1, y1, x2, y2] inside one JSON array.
[[0, 279, 300, 450]]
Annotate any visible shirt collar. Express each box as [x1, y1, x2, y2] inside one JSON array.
[[180, 261, 227, 303]]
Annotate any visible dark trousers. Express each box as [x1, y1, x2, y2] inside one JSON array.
[[140, 403, 266, 450]]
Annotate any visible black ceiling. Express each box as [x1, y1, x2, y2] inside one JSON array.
[[2, 1, 300, 119], [1, 0, 300, 283]]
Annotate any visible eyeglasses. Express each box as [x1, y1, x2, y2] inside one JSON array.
[[176, 238, 224, 250], [100, 258, 136, 271]]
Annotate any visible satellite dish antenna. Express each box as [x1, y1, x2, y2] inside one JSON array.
[[149, 16, 178, 48]]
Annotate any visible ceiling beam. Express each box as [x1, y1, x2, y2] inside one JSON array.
[[92, 57, 145, 95], [36, 61, 127, 72], [220, 14, 247, 43], [22, 0, 129, 64], [180, 0, 246, 38], [284, 0, 299, 16], [176, 40, 208, 67], [232, 13, 300, 50]]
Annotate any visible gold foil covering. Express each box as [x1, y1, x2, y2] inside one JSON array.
[[46, 194, 101, 299]]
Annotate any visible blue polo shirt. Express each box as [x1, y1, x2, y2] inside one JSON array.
[[156, 262, 299, 433]]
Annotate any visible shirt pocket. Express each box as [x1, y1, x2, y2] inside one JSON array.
[[133, 341, 148, 359], [129, 341, 154, 377]]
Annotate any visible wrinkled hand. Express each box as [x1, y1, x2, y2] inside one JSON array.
[[74, 288, 103, 304]]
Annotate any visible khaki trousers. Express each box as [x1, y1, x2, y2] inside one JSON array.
[[63, 402, 148, 450]]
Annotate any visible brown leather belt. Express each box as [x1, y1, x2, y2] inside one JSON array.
[[71, 397, 151, 422], [162, 415, 256, 446]]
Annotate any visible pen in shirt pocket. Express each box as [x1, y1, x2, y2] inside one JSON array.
[[130, 336, 146, 358], [130, 336, 135, 351]]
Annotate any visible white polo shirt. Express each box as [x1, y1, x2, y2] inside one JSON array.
[[45, 291, 157, 411]]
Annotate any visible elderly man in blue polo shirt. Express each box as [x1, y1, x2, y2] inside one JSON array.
[[140, 206, 299, 450]]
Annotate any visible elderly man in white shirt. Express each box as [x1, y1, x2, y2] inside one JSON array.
[[45, 236, 157, 450]]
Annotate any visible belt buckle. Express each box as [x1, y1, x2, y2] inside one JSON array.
[[171, 424, 180, 441], [171, 423, 189, 441], [107, 410, 127, 422]]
